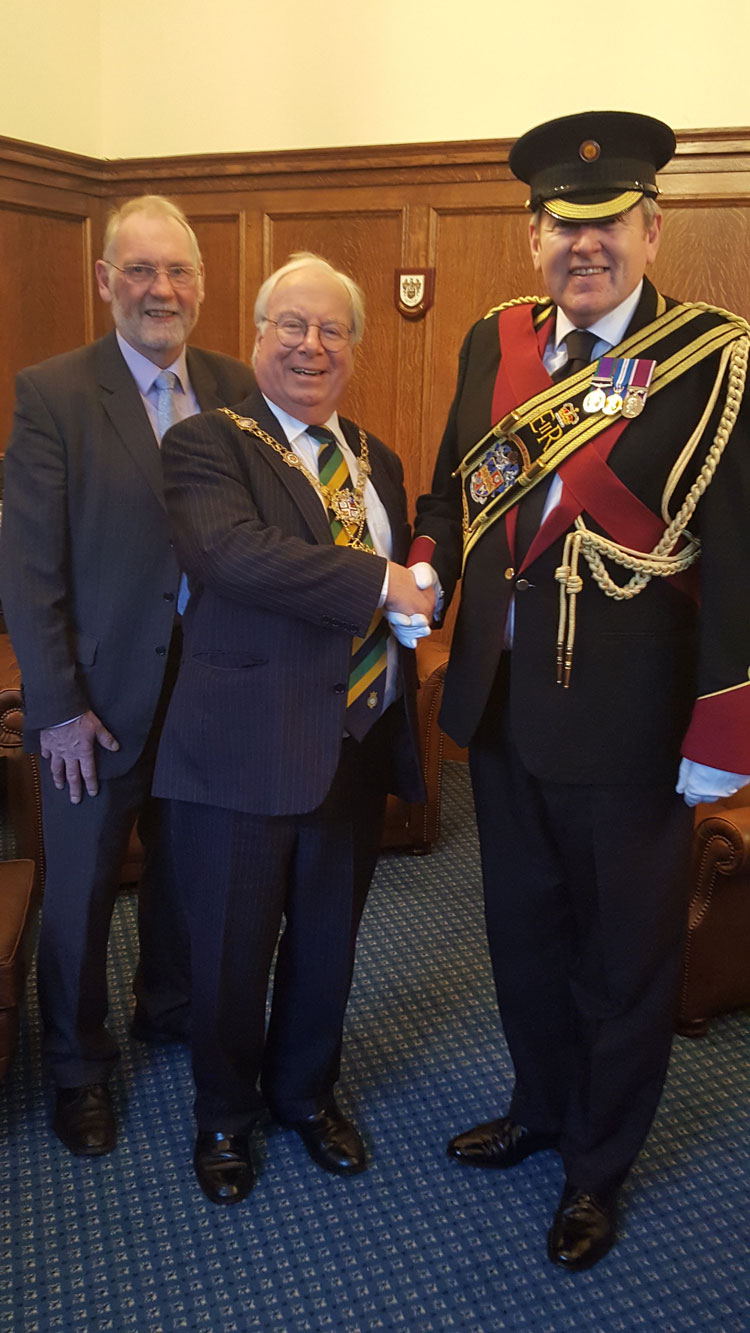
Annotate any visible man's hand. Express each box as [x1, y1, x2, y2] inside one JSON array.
[[386, 611, 431, 649], [40, 710, 120, 804], [385, 562, 436, 621], [676, 757, 750, 808]]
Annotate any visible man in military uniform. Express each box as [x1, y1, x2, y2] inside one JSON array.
[[412, 112, 750, 1269]]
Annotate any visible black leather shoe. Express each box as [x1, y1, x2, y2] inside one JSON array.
[[547, 1183, 617, 1271], [193, 1132, 255, 1205], [447, 1116, 558, 1168], [288, 1100, 366, 1175], [53, 1084, 117, 1156]]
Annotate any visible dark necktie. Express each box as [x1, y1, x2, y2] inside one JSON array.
[[516, 328, 598, 563], [307, 425, 389, 739], [552, 328, 599, 382]]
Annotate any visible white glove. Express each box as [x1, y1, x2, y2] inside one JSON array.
[[676, 758, 750, 807], [410, 561, 444, 622], [385, 611, 431, 649]]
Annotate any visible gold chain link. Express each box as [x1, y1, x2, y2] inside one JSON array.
[[219, 408, 377, 554]]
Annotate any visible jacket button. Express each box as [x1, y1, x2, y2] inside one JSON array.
[[515, 578, 531, 591], [163, 591, 175, 602], [504, 567, 515, 580], [334, 683, 346, 694], [155, 646, 167, 656]]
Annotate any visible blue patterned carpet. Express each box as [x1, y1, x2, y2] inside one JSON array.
[[2, 762, 749, 1331]]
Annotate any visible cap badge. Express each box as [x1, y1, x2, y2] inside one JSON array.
[[579, 139, 601, 163]]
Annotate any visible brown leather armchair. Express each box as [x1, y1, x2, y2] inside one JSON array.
[[675, 785, 750, 1036]]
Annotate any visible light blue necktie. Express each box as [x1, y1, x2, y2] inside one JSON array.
[[153, 370, 189, 613], [154, 370, 180, 441]]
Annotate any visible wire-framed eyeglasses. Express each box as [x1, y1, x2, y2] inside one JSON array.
[[105, 261, 200, 289], [265, 317, 353, 352]]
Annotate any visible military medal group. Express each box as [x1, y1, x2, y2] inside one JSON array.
[[582, 353, 655, 417], [468, 350, 655, 514]]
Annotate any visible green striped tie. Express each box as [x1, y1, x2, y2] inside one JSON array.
[[308, 426, 389, 738]]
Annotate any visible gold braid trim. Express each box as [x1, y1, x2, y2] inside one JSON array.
[[483, 294, 552, 321], [554, 329, 749, 687]]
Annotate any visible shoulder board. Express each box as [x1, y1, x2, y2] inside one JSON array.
[[483, 295, 551, 321]]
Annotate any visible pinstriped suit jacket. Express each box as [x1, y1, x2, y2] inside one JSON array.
[[152, 389, 423, 815]]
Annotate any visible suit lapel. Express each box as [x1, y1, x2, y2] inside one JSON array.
[[186, 347, 222, 410], [340, 416, 402, 542], [239, 392, 333, 544], [95, 331, 165, 507]]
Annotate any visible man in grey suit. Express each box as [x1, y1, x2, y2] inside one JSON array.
[[0, 195, 255, 1156], [152, 253, 437, 1205]]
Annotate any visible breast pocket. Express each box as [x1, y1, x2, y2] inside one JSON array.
[[192, 651, 268, 671]]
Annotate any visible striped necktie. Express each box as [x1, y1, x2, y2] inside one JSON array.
[[308, 425, 389, 739], [154, 370, 180, 441]]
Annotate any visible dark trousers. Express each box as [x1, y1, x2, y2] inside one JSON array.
[[469, 662, 693, 1196], [38, 759, 189, 1085], [167, 712, 394, 1134], [38, 622, 189, 1087]]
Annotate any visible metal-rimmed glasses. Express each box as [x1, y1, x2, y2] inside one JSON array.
[[265, 317, 353, 352], [105, 261, 200, 289]]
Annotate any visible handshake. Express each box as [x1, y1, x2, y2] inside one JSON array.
[[383, 561, 443, 649]]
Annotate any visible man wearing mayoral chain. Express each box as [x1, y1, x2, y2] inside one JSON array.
[[152, 253, 435, 1205], [411, 111, 750, 1269]]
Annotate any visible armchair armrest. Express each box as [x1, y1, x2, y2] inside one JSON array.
[[676, 802, 750, 1035], [0, 633, 23, 754]]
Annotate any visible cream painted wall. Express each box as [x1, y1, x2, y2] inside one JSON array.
[[3, 0, 749, 158], [1, 0, 101, 156]]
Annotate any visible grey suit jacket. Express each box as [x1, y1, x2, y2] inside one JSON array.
[[0, 329, 255, 774], [152, 389, 423, 815]]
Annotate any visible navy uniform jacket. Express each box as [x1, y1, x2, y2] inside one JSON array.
[[414, 279, 750, 782]]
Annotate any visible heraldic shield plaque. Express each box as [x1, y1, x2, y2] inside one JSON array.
[[394, 269, 435, 320]]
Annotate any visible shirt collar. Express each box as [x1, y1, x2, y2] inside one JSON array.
[[554, 280, 644, 351], [261, 395, 341, 447], [116, 330, 190, 395]]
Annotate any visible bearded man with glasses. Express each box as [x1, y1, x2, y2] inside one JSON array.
[[0, 195, 255, 1157]]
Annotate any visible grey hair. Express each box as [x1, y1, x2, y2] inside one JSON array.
[[253, 252, 365, 349], [102, 195, 202, 266]]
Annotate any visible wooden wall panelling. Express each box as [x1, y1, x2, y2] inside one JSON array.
[[188, 211, 247, 361], [651, 202, 750, 319], [0, 204, 99, 444]]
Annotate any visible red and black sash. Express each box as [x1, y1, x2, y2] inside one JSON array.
[[458, 297, 745, 579]]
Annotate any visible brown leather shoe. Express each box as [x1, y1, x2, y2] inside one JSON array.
[[447, 1116, 558, 1167], [288, 1100, 366, 1175], [547, 1183, 617, 1270], [53, 1084, 116, 1156], [193, 1132, 255, 1205]]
